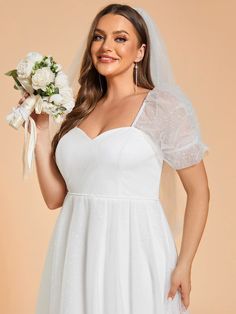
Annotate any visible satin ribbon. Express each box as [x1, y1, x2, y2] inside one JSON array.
[[22, 115, 37, 179]]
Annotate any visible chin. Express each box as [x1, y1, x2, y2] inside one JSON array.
[[96, 67, 119, 77]]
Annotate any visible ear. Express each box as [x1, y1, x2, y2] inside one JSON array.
[[134, 43, 146, 62]]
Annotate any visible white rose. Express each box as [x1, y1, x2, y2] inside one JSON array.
[[55, 71, 69, 89], [49, 93, 63, 105], [41, 101, 52, 114], [16, 58, 34, 79], [32, 67, 55, 91], [59, 87, 75, 110], [26, 52, 44, 64], [64, 99, 74, 112]]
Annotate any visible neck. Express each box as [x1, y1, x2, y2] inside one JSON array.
[[103, 68, 137, 101]]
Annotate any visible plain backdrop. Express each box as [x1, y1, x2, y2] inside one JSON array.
[[1, 1, 235, 313]]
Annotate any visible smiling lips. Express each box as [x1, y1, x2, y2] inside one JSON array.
[[98, 55, 118, 62]]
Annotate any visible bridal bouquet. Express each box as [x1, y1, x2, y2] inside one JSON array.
[[5, 51, 75, 178]]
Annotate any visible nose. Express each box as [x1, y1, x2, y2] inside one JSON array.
[[100, 36, 114, 51]]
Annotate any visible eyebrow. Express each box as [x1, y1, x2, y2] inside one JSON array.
[[94, 28, 129, 35]]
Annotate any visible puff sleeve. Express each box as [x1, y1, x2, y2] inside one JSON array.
[[158, 89, 209, 169]]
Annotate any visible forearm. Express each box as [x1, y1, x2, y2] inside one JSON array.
[[176, 188, 210, 268], [35, 128, 67, 209]]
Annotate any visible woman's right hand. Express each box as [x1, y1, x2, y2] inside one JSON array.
[[18, 91, 49, 132]]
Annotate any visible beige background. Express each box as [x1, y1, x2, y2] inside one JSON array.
[[1, 1, 235, 313]]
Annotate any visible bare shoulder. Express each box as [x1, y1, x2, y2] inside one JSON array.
[[128, 87, 153, 101]]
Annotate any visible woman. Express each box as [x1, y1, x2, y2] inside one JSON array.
[[20, 4, 210, 314]]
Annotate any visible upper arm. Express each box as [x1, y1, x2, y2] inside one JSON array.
[[159, 90, 209, 171], [176, 160, 210, 196]]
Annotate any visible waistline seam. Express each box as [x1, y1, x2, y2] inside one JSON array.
[[67, 192, 159, 201]]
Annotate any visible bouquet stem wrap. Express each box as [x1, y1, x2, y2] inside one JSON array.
[[6, 94, 42, 179]]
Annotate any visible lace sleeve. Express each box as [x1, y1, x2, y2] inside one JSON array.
[[133, 87, 209, 170], [158, 89, 209, 169]]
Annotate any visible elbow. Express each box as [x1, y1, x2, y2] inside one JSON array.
[[44, 189, 67, 210], [47, 203, 58, 210], [45, 199, 63, 210], [186, 185, 210, 203], [47, 202, 62, 210]]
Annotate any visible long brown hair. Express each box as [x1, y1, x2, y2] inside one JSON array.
[[51, 3, 155, 161]]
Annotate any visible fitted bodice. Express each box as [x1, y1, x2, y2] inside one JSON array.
[[55, 126, 163, 199]]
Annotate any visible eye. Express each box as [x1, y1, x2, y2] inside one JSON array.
[[93, 34, 103, 41], [115, 37, 127, 43], [92, 34, 127, 43]]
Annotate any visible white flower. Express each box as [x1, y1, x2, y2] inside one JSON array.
[[32, 67, 55, 91], [16, 59, 34, 79], [59, 86, 75, 110], [26, 52, 43, 64], [64, 99, 74, 112], [17, 52, 44, 79], [55, 71, 69, 89], [41, 101, 52, 114], [49, 93, 63, 105]]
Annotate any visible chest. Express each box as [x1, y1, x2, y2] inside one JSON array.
[[77, 93, 150, 139]]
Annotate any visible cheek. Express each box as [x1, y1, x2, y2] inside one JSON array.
[[90, 44, 99, 63], [90, 43, 97, 55], [117, 43, 137, 59]]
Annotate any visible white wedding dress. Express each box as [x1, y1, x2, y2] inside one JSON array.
[[35, 86, 208, 314]]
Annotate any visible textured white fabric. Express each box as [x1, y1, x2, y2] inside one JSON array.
[[35, 86, 208, 313], [134, 87, 209, 170]]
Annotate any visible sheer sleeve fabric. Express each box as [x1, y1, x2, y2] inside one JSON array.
[[134, 87, 209, 170]]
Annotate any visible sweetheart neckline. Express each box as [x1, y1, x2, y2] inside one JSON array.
[[74, 126, 135, 142], [74, 88, 154, 141]]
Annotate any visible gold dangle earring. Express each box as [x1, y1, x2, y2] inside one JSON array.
[[134, 62, 138, 93]]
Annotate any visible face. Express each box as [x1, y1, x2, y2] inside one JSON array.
[[91, 13, 146, 78]]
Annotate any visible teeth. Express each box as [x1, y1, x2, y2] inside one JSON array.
[[99, 57, 116, 60]]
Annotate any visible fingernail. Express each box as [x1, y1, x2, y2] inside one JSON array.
[[168, 296, 173, 301]]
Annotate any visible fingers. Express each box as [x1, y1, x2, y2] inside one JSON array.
[[167, 280, 179, 300], [167, 281, 191, 309], [167, 289, 190, 311], [179, 282, 191, 309], [18, 98, 24, 105], [18, 91, 30, 105]]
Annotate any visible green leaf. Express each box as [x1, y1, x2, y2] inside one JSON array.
[[12, 76, 22, 87], [4, 69, 16, 76], [54, 87, 59, 94]]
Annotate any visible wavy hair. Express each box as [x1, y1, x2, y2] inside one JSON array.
[[51, 3, 154, 162]]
